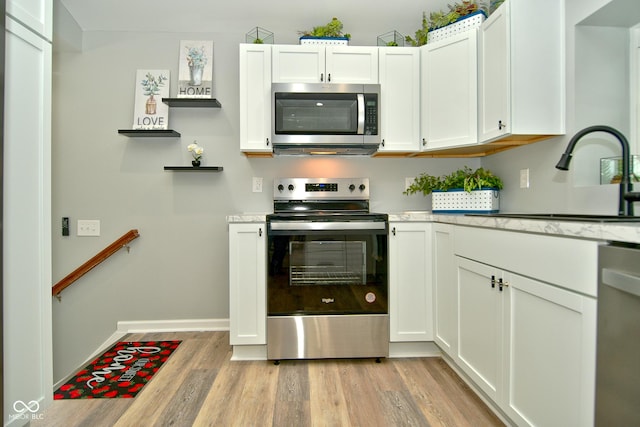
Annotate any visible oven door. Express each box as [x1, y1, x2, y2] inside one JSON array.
[[267, 218, 388, 316]]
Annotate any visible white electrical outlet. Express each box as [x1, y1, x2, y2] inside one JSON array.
[[520, 168, 530, 189], [252, 177, 263, 193], [77, 220, 100, 236]]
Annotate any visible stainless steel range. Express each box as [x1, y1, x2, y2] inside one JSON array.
[[266, 178, 389, 362]]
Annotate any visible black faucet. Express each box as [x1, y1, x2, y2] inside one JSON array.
[[555, 125, 639, 216]]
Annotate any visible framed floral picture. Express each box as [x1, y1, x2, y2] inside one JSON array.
[[177, 40, 214, 98], [132, 69, 170, 129]]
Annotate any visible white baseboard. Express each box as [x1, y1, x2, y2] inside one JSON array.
[[231, 345, 268, 361], [117, 318, 230, 333], [389, 341, 441, 358]]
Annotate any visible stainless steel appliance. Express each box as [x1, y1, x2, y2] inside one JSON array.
[[266, 178, 389, 361], [271, 83, 380, 155], [595, 242, 640, 426]]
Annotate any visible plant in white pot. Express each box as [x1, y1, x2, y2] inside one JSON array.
[[404, 166, 503, 213]]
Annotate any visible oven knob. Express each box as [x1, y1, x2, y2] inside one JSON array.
[[349, 184, 356, 191], [288, 184, 295, 191], [359, 184, 366, 191], [277, 184, 284, 192]]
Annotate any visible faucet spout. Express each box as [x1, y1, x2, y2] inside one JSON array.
[[556, 125, 635, 216]]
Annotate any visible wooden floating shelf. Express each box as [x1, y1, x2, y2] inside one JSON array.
[[162, 98, 222, 108], [118, 129, 181, 137], [164, 166, 224, 171]]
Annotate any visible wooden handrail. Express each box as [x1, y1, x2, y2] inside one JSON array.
[[52, 229, 140, 300]]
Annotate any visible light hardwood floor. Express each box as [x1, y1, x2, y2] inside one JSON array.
[[34, 331, 504, 427]]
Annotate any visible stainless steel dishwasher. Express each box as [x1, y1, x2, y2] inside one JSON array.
[[595, 242, 640, 426]]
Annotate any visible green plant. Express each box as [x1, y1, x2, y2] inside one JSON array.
[[299, 17, 351, 39], [404, 166, 503, 196], [406, 0, 482, 46]]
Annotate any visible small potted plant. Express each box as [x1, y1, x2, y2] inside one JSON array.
[[299, 17, 351, 45], [187, 141, 204, 167], [404, 166, 503, 213]]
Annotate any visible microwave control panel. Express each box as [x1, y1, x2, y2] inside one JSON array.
[[364, 94, 378, 135]]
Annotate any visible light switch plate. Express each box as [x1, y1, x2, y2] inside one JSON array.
[[77, 220, 100, 236]]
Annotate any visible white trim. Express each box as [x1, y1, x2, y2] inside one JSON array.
[[631, 26, 640, 156], [117, 318, 230, 333], [388, 341, 441, 358], [231, 345, 268, 361]]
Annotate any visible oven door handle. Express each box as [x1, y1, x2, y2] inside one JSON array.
[[269, 220, 386, 231]]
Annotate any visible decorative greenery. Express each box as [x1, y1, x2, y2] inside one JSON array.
[[404, 166, 503, 195], [185, 46, 207, 69], [406, 0, 483, 46], [299, 17, 351, 39], [140, 72, 168, 96], [187, 141, 204, 161]]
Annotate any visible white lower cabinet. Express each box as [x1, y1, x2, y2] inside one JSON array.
[[229, 223, 266, 345], [452, 226, 597, 426], [456, 257, 506, 403], [433, 223, 457, 357], [388, 222, 433, 341]]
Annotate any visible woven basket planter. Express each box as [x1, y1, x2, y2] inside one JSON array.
[[432, 188, 500, 213]]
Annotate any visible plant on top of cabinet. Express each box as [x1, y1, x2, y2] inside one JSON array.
[[404, 166, 503, 195], [299, 17, 351, 40], [405, 0, 484, 46]]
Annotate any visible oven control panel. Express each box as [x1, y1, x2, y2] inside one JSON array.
[[274, 178, 369, 200]]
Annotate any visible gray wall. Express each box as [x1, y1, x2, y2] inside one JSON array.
[[51, 0, 636, 382]]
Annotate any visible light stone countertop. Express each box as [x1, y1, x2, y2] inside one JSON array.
[[227, 212, 640, 244]]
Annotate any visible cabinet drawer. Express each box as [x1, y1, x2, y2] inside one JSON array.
[[453, 226, 600, 296]]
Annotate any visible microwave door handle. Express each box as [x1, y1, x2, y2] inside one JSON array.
[[357, 94, 365, 135]]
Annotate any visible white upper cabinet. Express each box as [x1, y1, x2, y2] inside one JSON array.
[[272, 45, 378, 84], [7, 0, 52, 40], [478, 0, 565, 144], [377, 47, 421, 153], [239, 44, 273, 153], [421, 29, 478, 150]]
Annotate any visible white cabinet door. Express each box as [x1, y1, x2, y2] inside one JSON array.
[[378, 48, 421, 153], [239, 44, 272, 153], [325, 46, 378, 83], [229, 223, 267, 345], [272, 45, 324, 83], [422, 30, 478, 150], [433, 224, 456, 357], [7, 0, 52, 39], [478, 3, 510, 142], [456, 256, 505, 402], [272, 45, 378, 84], [388, 222, 433, 342], [506, 274, 596, 427], [478, 0, 565, 143], [4, 16, 53, 413]]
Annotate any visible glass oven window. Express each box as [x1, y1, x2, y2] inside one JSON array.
[[274, 93, 358, 134], [268, 232, 388, 316]]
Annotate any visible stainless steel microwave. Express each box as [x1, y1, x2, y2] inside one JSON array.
[[271, 83, 380, 155]]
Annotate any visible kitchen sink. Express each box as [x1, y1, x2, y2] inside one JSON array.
[[465, 213, 640, 222]]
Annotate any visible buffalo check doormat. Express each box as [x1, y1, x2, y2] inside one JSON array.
[[54, 341, 181, 399]]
